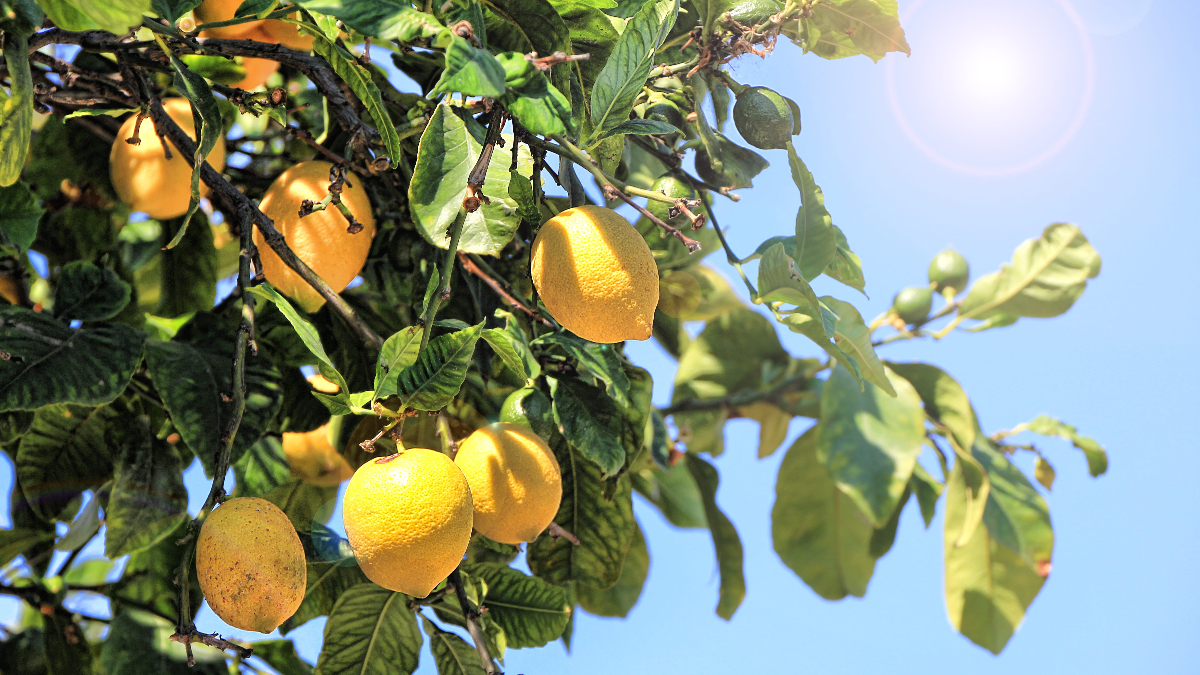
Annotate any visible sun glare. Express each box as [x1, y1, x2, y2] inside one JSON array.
[[960, 48, 1022, 103]]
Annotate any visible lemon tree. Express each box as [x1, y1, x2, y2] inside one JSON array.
[[0, 0, 1108, 671]]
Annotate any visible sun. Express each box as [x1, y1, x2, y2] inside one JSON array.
[[959, 47, 1023, 104]]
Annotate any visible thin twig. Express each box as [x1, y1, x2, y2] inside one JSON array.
[[448, 568, 500, 675], [660, 369, 818, 416], [457, 252, 553, 326], [546, 522, 581, 545], [602, 184, 701, 253]]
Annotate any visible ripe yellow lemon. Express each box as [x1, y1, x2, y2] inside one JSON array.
[[110, 98, 227, 220], [454, 422, 561, 545], [282, 423, 353, 486], [530, 205, 658, 343], [253, 160, 375, 312], [196, 497, 306, 633], [261, 16, 316, 51], [192, 0, 263, 39], [342, 449, 473, 597]]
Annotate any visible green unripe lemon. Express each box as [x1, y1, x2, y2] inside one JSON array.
[[645, 98, 685, 137], [500, 387, 555, 440], [892, 286, 934, 325], [928, 248, 970, 294], [733, 86, 794, 150], [647, 175, 695, 227]]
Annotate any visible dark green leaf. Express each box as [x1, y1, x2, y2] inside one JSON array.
[[0, 306, 144, 410], [535, 333, 630, 405], [868, 484, 910, 558], [52, 261, 131, 322], [158, 46, 221, 245], [772, 426, 875, 599], [547, 0, 618, 88], [433, 36, 507, 97], [467, 562, 571, 648], [295, 0, 445, 43], [0, 528, 55, 567], [973, 439, 1053, 568], [588, 0, 679, 142], [0, 35, 33, 187], [605, 118, 680, 138], [105, 417, 189, 557], [309, 32, 405, 165], [503, 74, 575, 137], [817, 364, 923, 526], [385, 323, 483, 410], [112, 520, 202, 623], [686, 454, 745, 619], [54, 489, 103, 552], [251, 640, 313, 675], [249, 284, 353, 410], [786, 145, 837, 281], [158, 212, 217, 317], [0, 0, 44, 33], [0, 182, 41, 251], [576, 519, 648, 617], [102, 610, 227, 674], [421, 616, 486, 675], [315, 583, 422, 675], [552, 377, 625, 476], [1008, 414, 1107, 477], [42, 612, 92, 675], [694, 131, 770, 190], [280, 561, 371, 634], [631, 462, 707, 529], [152, 0, 202, 22]]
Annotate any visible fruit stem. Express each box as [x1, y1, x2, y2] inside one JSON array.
[[710, 69, 746, 96]]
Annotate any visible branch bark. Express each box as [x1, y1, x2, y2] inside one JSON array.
[[448, 568, 500, 675]]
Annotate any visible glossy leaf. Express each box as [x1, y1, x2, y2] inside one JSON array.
[[588, 0, 679, 142], [421, 616, 486, 675], [433, 36, 508, 97], [576, 519, 649, 618], [817, 364, 923, 526], [385, 323, 483, 411], [105, 418, 189, 557], [552, 377, 625, 476], [376, 326, 424, 393], [0, 307, 144, 410], [772, 427, 876, 599], [536, 333, 630, 405], [309, 32, 405, 166], [295, 0, 445, 43], [481, 328, 528, 379], [315, 583, 422, 675], [467, 562, 571, 648], [35, 0, 149, 33], [687, 454, 745, 619], [503, 74, 575, 137], [0, 182, 41, 250]]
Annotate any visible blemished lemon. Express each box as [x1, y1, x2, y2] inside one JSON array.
[[530, 205, 659, 343], [196, 497, 306, 633], [282, 423, 353, 486], [110, 98, 227, 220], [342, 449, 473, 597], [253, 160, 375, 312], [455, 422, 562, 545], [192, 0, 263, 39]]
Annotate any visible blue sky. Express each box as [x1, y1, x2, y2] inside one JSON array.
[[4, 0, 1197, 672]]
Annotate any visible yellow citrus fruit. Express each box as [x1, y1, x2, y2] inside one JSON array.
[[282, 423, 353, 486], [342, 449, 473, 597], [110, 98, 227, 220], [454, 422, 561, 545], [261, 16, 316, 51], [530, 205, 658, 343], [253, 160, 375, 312], [195, 497, 306, 633], [306, 373, 340, 393], [193, 0, 263, 39]]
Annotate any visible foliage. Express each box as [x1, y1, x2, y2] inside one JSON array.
[[0, 0, 1107, 671]]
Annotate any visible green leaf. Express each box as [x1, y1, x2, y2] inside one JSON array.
[[295, 0, 445, 43], [433, 36, 507, 98], [944, 456, 1046, 655], [158, 43, 222, 245], [408, 105, 532, 256], [772, 426, 875, 599], [466, 562, 571, 648], [737, 401, 792, 459], [552, 377, 625, 476], [1034, 457, 1055, 490], [52, 261, 131, 322], [0, 528, 56, 568], [503, 74, 575, 138], [102, 610, 227, 675], [263, 478, 338, 531], [821, 297, 894, 395], [535, 333, 630, 405], [105, 418, 189, 557], [973, 439, 1053, 568], [817, 364, 924, 526], [0, 35, 33, 187], [911, 463, 942, 528], [786, 145, 837, 281], [158, 212, 217, 317], [887, 362, 978, 450], [756, 241, 820, 308], [153, 0, 203, 22], [35, 0, 150, 33], [16, 402, 130, 520], [315, 583, 422, 675], [0, 0, 44, 33], [249, 284, 353, 409], [686, 454, 745, 619], [376, 326, 424, 393], [576, 519, 648, 617], [1007, 414, 1107, 477], [280, 561, 371, 634], [588, 0, 679, 143], [144, 318, 283, 475], [778, 302, 866, 388], [251, 640, 313, 675], [384, 323, 483, 411], [481, 328, 527, 379], [112, 520, 201, 623], [792, 0, 910, 63], [695, 131, 770, 191], [943, 448, 990, 550], [548, 0, 618, 88], [0, 308, 143, 411], [507, 170, 539, 224], [958, 224, 1100, 326], [605, 118, 680, 138], [868, 484, 910, 558], [0, 182, 42, 250], [631, 462, 707, 529], [825, 224, 865, 293], [309, 32, 404, 165], [421, 616, 486, 675], [43, 611, 93, 675], [527, 435, 635, 589]]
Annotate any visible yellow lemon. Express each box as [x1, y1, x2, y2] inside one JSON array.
[[253, 160, 375, 312], [342, 449, 473, 597], [110, 98, 227, 220], [306, 373, 340, 393], [195, 497, 306, 633], [454, 422, 561, 545], [193, 0, 263, 39], [261, 16, 316, 51], [530, 205, 658, 343], [282, 423, 353, 486]]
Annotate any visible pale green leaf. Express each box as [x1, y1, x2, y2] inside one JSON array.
[[376, 326, 424, 393], [787, 145, 837, 281], [1008, 414, 1107, 477], [687, 454, 745, 619], [0, 35, 34, 187], [295, 0, 445, 43], [310, 32, 404, 164], [433, 36, 507, 97], [36, 0, 150, 33], [588, 0, 679, 142]]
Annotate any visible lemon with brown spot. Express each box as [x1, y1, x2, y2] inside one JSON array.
[[342, 449, 473, 597], [109, 98, 227, 220], [282, 423, 353, 486], [531, 205, 658, 343], [253, 160, 375, 312], [195, 497, 306, 633], [455, 422, 562, 545]]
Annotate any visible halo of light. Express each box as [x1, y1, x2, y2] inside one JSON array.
[[1079, 0, 1153, 36], [885, 0, 1095, 177]]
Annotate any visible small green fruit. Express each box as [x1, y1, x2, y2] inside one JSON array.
[[644, 98, 685, 133], [892, 286, 933, 325], [647, 175, 695, 227], [733, 86, 794, 150], [928, 248, 970, 295], [500, 387, 554, 440]]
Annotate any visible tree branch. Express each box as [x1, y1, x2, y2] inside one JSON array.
[[448, 568, 500, 675], [457, 252, 554, 327], [660, 369, 817, 416]]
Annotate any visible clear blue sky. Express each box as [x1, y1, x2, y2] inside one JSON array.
[[4, 0, 1197, 672]]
